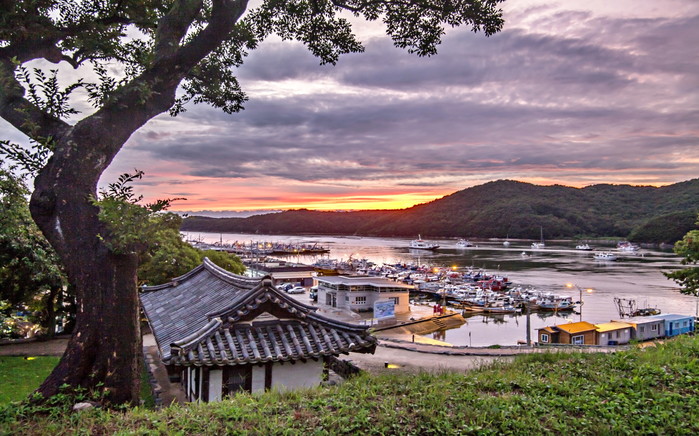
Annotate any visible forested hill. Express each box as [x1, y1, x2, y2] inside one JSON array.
[[180, 179, 699, 243]]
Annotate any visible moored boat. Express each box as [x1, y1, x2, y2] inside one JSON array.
[[455, 238, 474, 248], [594, 252, 617, 261], [410, 235, 439, 250]]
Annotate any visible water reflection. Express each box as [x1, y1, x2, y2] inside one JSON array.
[[184, 232, 698, 346]]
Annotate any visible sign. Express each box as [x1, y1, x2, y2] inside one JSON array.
[[374, 300, 395, 320]]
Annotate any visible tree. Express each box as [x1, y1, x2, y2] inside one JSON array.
[[0, 166, 67, 338], [136, 221, 246, 285], [665, 214, 699, 296], [0, 0, 504, 405]]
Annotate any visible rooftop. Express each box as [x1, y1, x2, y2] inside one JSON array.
[[553, 321, 597, 334], [595, 321, 633, 333], [317, 275, 414, 289], [140, 258, 376, 365]]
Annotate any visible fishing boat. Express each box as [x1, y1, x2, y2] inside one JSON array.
[[455, 239, 474, 248], [409, 235, 439, 250], [594, 252, 617, 261]]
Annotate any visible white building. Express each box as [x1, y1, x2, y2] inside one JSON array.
[[316, 276, 413, 314]]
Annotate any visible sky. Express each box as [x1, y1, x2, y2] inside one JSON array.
[[2, 0, 698, 213]]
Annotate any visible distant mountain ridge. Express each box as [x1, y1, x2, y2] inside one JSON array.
[[180, 179, 699, 243]]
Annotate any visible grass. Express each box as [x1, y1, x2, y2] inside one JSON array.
[[0, 356, 155, 408], [0, 356, 60, 404], [1, 335, 699, 435]]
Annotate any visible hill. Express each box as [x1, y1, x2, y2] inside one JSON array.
[[181, 179, 699, 242], [3, 335, 699, 434]]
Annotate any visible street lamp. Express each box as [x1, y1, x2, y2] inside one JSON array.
[[566, 283, 593, 322]]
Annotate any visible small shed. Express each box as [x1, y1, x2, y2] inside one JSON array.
[[537, 326, 558, 344], [654, 314, 695, 337], [537, 321, 597, 345], [140, 259, 377, 402], [595, 321, 633, 345], [613, 316, 665, 341]]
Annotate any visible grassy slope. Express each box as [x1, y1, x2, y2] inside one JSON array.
[[0, 357, 59, 404], [2, 335, 699, 435]]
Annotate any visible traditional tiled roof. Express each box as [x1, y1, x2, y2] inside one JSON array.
[[140, 258, 376, 366]]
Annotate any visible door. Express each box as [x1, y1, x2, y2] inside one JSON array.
[[222, 365, 252, 396]]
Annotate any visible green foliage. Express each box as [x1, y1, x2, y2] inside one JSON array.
[[664, 214, 699, 296], [628, 210, 698, 244], [3, 335, 699, 434], [93, 171, 184, 255], [0, 168, 67, 335]]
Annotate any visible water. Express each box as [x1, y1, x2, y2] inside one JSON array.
[[183, 232, 698, 346]]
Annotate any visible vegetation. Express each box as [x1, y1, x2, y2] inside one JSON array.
[[0, 357, 60, 405], [665, 213, 699, 296], [0, 0, 504, 404], [182, 179, 699, 242], [0, 168, 68, 339], [2, 336, 699, 434]]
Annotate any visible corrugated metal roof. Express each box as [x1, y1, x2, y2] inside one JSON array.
[[595, 321, 632, 332], [554, 321, 597, 334]]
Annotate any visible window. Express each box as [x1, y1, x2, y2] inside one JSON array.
[[389, 297, 399, 305], [639, 326, 645, 333], [540, 333, 549, 343], [355, 296, 367, 304], [651, 324, 658, 331], [683, 321, 688, 327], [614, 331, 619, 339], [572, 335, 584, 345]]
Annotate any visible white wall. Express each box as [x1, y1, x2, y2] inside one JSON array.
[[271, 360, 323, 392], [251, 365, 266, 393], [208, 369, 223, 402]]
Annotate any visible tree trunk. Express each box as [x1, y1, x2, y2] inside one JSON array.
[[30, 133, 143, 405]]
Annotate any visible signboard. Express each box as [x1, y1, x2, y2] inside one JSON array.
[[374, 300, 395, 320]]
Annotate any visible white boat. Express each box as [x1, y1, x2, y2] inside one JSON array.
[[503, 240, 511, 247], [531, 226, 545, 249], [409, 235, 439, 250], [617, 242, 640, 252], [576, 244, 593, 251], [594, 252, 617, 261], [456, 239, 473, 248]]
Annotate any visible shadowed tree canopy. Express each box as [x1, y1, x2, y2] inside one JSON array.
[[0, 0, 504, 405], [665, 214, 699, 297]]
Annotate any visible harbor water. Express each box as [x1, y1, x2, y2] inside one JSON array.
[[183, 232, 698, 346]]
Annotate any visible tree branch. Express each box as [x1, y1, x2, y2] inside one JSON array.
[[0, 59, 72, 143], [153, 0, 205, 62]]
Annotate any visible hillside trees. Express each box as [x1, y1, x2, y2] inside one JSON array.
[[0, 0, 504, 404], [664, 214, 699, 296]]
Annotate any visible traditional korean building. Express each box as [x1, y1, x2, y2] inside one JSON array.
[[316, 276, 413, 314], [140, 258, 377, 402]]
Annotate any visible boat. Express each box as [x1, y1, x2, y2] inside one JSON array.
[[531, 226, 545, 249], [617, 241, 640, 252], [594, 252, 617, 261], [455, 239, 473, 248], [576, 244, 593, 251], [409, 235, 439, 250]]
